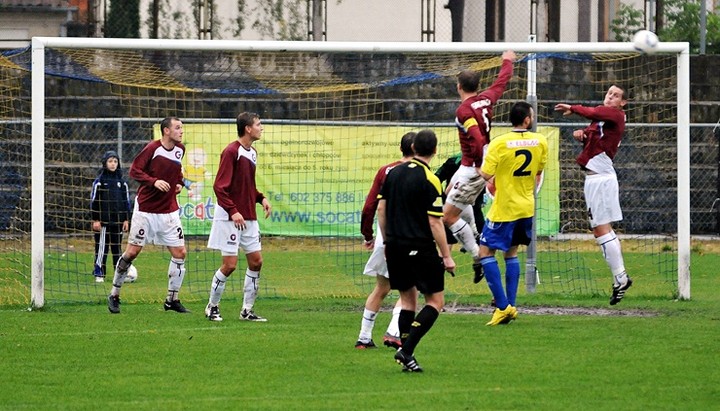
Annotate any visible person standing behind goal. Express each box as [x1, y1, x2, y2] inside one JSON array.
[[205, 112, 272, 322], [90, 150, 131, 283], [444, 50, 516, 283], [555, 85, 632, 305], [355, 131, 416, 350], [478, 102, 547, 325], [107, 117, 189, 314]]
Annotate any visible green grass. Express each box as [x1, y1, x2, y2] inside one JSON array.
[[1, 253, 719, 410], [2, 245, 681, 306]]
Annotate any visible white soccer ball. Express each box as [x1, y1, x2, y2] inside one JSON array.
[[633, 30, 659, 54], [125, 265, 138, 283]]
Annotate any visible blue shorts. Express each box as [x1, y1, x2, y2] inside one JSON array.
[[478, 217, 533, 252]]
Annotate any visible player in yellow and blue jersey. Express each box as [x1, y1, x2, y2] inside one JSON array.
[[478, 102, 548, 326]]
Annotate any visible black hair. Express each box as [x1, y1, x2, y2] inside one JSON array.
[[236, 112, 260, 137], [509, 101, 533, 127], [412, 129, 437, 157], [160, 117, 181, 134], [400, 131, 416, 156]]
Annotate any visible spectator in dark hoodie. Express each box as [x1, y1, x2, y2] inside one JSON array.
[[90, 151, 131, 282]]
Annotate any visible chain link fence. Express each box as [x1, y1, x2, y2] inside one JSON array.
[[3, 118, 714, 235]]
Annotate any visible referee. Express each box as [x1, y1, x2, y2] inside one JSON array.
[[378, 129, 456, 372]]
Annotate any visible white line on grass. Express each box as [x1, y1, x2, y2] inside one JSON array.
[[15, 326, 229, 338]]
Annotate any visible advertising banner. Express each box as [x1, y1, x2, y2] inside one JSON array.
[[155, 124, 560, 237]]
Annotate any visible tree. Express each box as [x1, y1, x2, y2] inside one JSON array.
[[610, 2, 644, 42], [145, 0, 220, 39], [659, 0, 719, 54], [232, 0, 248, 38], [238, 0, 342, 41], [251, 0, 307, 40], [610, 0, 719, 54], [105, 0, 140, 38]]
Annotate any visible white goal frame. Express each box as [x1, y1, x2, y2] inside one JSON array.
[[30, 37, 691, 308]]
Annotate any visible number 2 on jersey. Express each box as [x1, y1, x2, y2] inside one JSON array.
[[513, 149, 532, 177]]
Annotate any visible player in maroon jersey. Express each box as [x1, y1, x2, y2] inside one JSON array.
[[555, 85, 633, 305], [205, 112, 272, 322], [107, 117, 189, 314], [443, 50, 516, 283], [355, 131, 416, 350]]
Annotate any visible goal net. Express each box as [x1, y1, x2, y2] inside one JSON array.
[[0, 39, 689, 308]]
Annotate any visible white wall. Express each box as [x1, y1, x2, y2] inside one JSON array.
[[0, 10, 71, 47], [0, 0, 662, 47], [135, 0, 452, 41], [327, 0, 452, 42]]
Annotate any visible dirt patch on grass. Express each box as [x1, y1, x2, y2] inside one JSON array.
[[444, 304, 659, 317]]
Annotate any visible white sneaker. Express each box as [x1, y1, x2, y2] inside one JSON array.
[[240, 309, 267, 322], [205, 304, 223, 322], [95, 276, 104, 283]]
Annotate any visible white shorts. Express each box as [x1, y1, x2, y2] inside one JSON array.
[[207, 219, 261, 256], [363, 227, 388, 278], [584, 173, 623, 227], [446, 165, 485, 207], [128, 202, 185, 248]]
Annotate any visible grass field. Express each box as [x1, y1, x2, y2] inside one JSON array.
[[1, 235, 687, 306], [1, 249, 719, 410]]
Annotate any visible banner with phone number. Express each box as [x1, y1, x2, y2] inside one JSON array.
[[155, 124, 560, 237]]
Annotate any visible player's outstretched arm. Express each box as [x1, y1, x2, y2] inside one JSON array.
[[554, 103, 573, 115], [502, 50, 516, 62]]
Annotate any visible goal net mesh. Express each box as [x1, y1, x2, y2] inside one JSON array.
[[0, 45, 679, 306]]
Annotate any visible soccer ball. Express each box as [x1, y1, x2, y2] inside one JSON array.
[[633, 30, 659, 54], [125, 265, 138, 283]]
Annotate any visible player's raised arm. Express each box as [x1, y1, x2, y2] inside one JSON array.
[[480, 50, 516, 104]]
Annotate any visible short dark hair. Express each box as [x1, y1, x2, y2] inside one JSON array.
[[509, 101, 533, 127], [457, 70, 480, 93], [160, 117, 180, 134], [400, 132, 416, 156], [412, 129, 437, 157], [236, 112, 260, 136]]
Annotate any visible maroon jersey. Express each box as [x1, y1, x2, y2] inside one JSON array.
[[213, 141, 265, 221], [454, 59, 513, 167], [129, 139, 185, 213], [571, 105, 626, 167], [360, 160, 402, 241]]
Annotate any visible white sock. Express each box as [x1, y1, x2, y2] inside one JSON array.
[[460, 205, 478, 238], [596, 231, 627, 286], [358, 308, 377, 342], [110, 255, 132, 297], [166, 257, 185, 301], [385, 305, 402, 337], [450, 219, 479, 258], [242, 269, 260, 311], [209, 270, 227, 306]]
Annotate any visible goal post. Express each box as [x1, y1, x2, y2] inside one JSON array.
[[20, 38, 690, 308]]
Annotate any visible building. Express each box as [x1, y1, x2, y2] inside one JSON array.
[[0, 0, 699, 47]]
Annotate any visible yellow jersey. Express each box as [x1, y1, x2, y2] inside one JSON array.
[[481, 130, 548, 222]]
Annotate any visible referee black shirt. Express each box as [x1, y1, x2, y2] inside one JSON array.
[[379, 158, 444, 248]]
